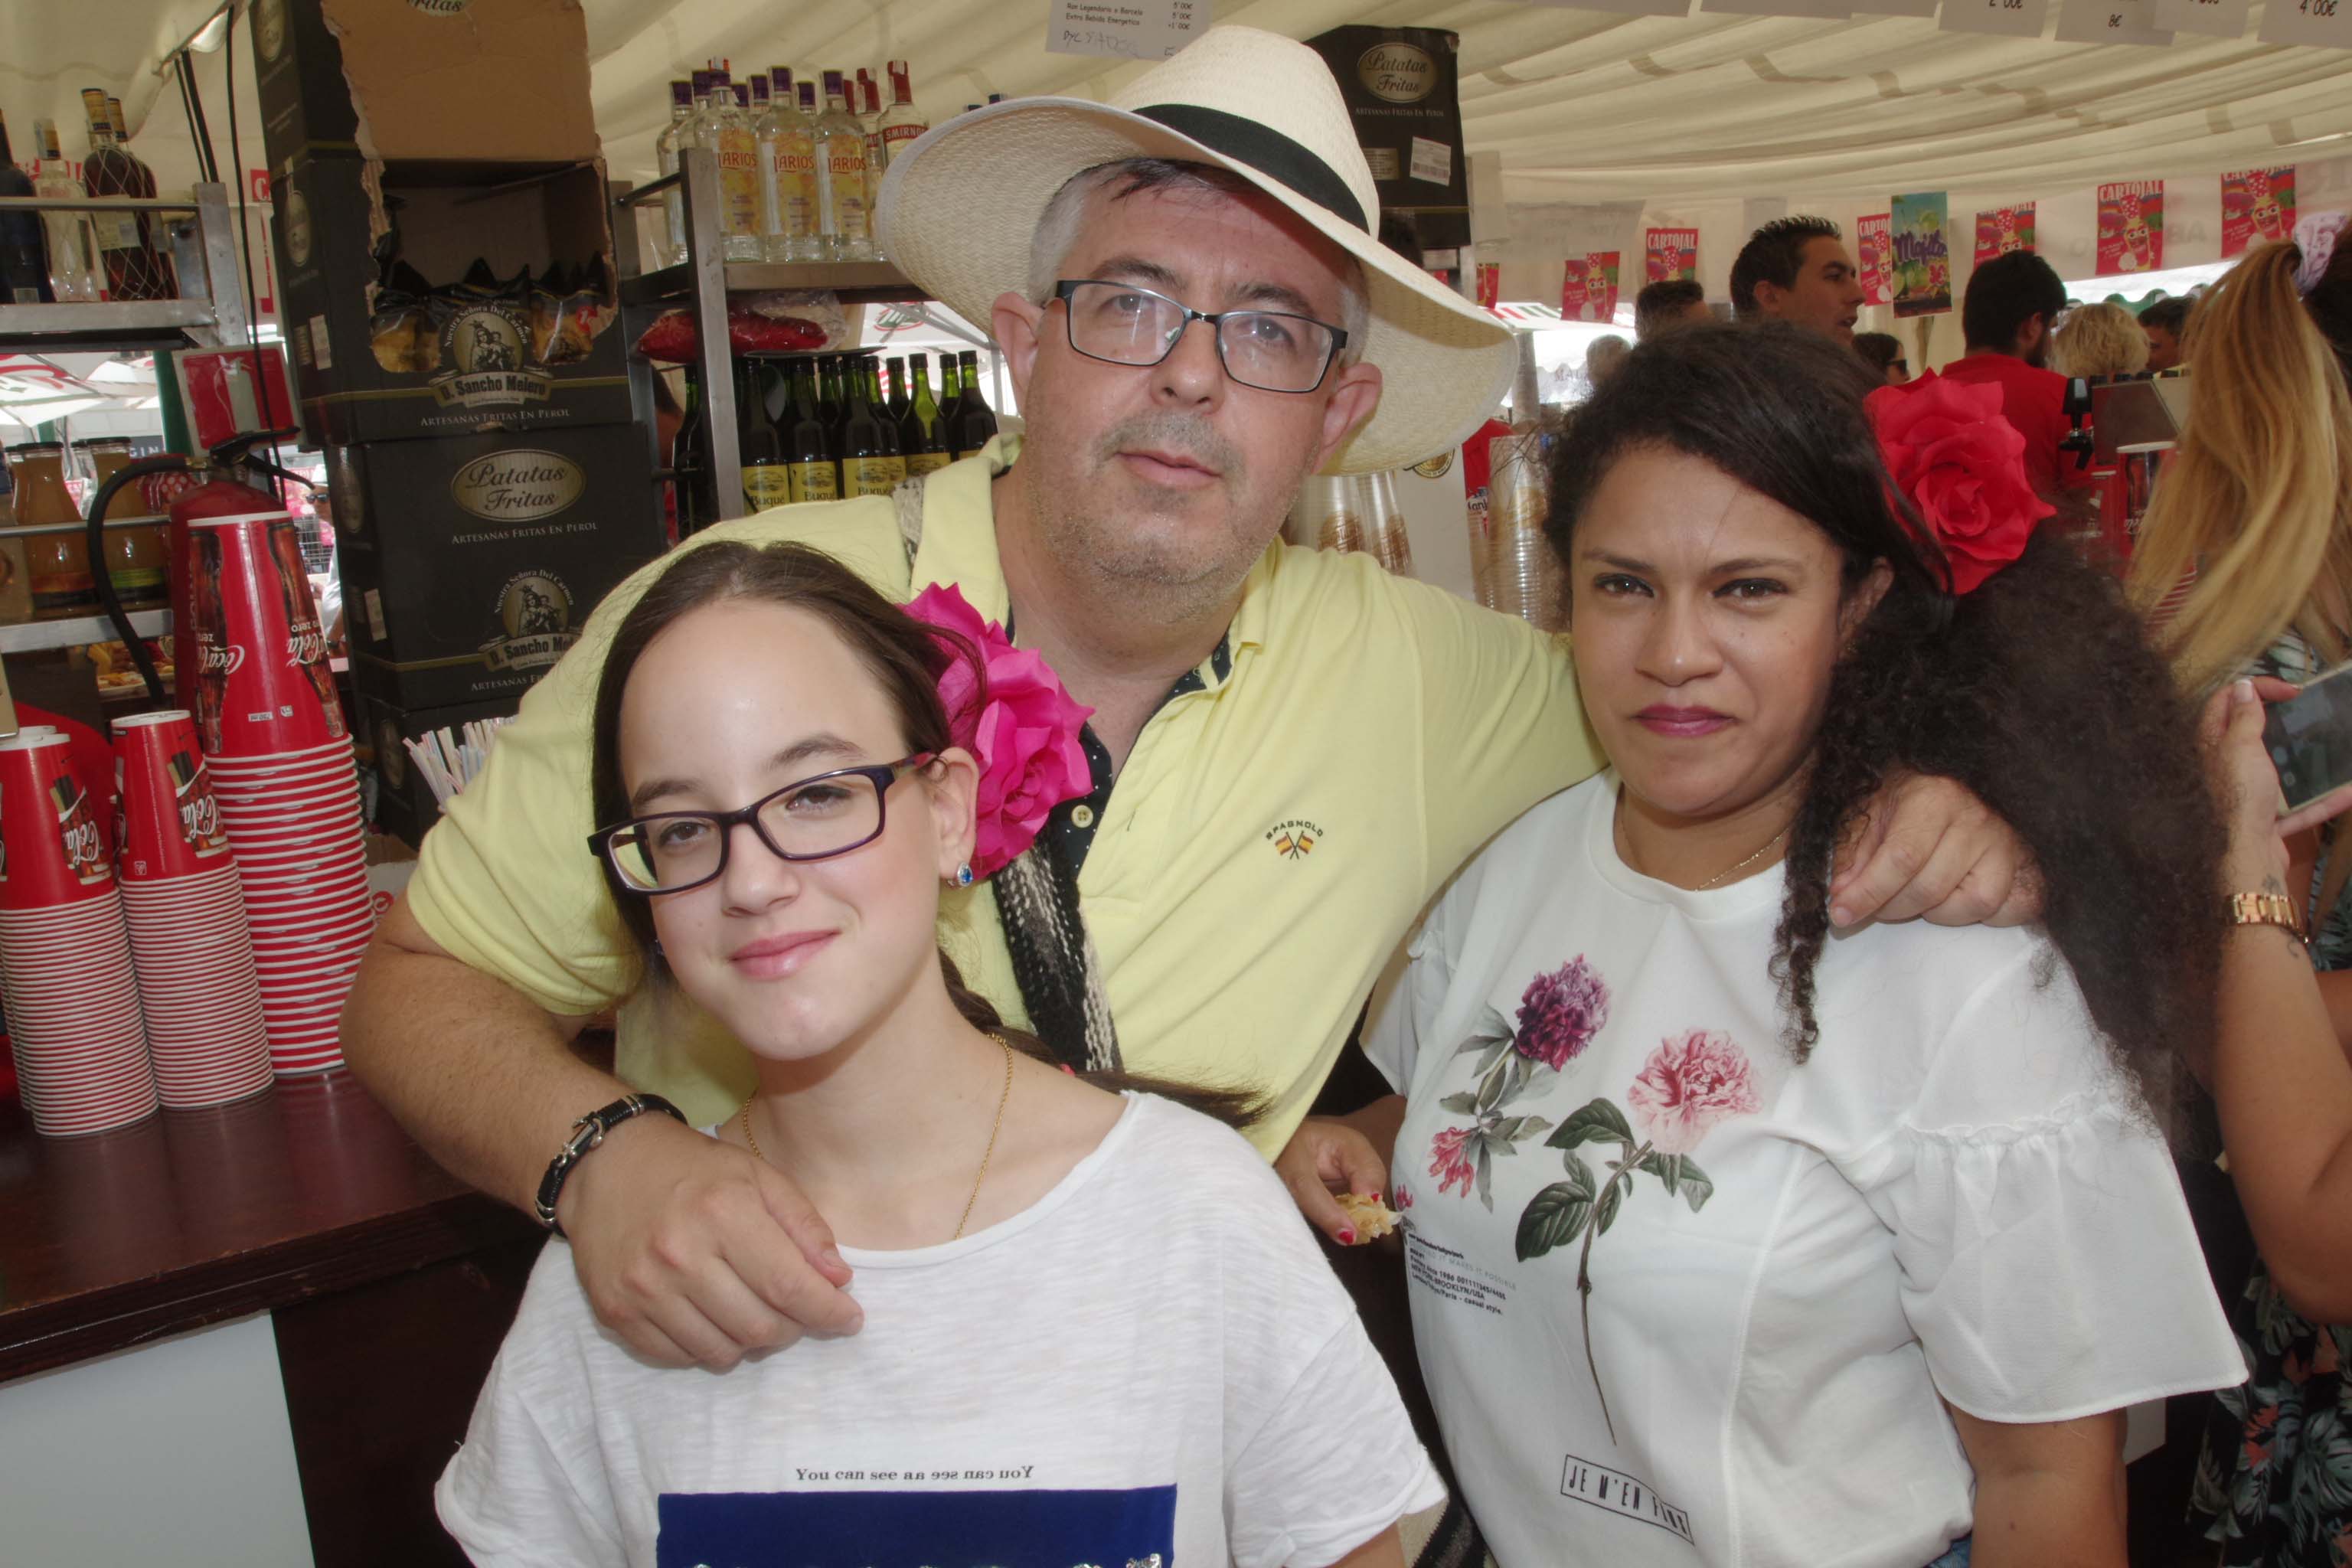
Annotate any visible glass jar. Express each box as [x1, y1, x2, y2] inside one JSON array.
[[4, 443, 95, 613], [72, 438, 167, 608]]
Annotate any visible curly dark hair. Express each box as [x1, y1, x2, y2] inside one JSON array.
[[1544, 324, 2225, 1121]]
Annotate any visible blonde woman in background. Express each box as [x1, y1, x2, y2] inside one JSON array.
[[2127, 222, 2352, 1568], [2049, 300, 2151, 381]]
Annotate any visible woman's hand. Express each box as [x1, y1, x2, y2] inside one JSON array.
[[1277, 1113, 1394, 1246], [2201, 678, 2352, 894]]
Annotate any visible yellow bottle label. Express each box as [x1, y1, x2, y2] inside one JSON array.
[[841, 456, 906, 498], [904, 451, 952, 477], [769, 136, 820, 238], [787, 461, 839, 504], [742, 465, 794, 511], [717, 129, 761, 237], [956, 448, 988, 461], [824, 141, 870, 240]]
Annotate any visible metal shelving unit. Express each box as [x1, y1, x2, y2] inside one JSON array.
[[0, 184, 247, 352], [0, 182, 239, 728], [612, 149, 943, 528]]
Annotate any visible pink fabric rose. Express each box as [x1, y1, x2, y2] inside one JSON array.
[[1868, 375, 2055, 596], [1429, 1126, 1477, 1199], [903, 583, 1093, 879], [1514, 956, 1610, 1068], [1625, 1029, 1761, 1155]]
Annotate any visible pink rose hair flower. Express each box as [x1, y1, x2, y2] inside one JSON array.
[[1429, 1126, 1477, 1199], [903, 583, 1093, 878], [1514, 956, 1609, 1068], [1625, 1029, 1762, 1155], [1867, 376, 2055, 596]]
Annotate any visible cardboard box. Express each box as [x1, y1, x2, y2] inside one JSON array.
[[329, 426, 665, 709], [250, 0, 599, 168], [1305, 26, 1471, 250], [355, 691, 520, 850], [274, 155, 630, 445]]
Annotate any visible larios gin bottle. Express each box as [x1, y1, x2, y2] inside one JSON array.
[[814, 72, 876, 262]]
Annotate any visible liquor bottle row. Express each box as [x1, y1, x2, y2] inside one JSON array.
[[673, 348, 1000, 531], [652, 61, 929, 268], [0, 93, 180, 305], [3, 439, 171, 616]]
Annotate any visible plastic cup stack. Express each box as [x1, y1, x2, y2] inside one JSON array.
[[113, 710, 271, 1108], [0, 732, 156, 1135], [188, 511, 371, 1076]]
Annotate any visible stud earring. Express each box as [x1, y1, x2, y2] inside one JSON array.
[[953, 863, 975, 887]]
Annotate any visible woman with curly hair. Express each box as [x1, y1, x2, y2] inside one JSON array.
[[1277, 324, 2246, 1566]]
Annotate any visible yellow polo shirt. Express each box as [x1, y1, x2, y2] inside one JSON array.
[[407, 437, 1602, 1154]]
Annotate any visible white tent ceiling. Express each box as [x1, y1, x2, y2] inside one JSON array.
[[5, 1, 2348, 209]]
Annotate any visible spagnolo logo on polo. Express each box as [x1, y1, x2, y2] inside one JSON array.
[[431, 302, 553, 411], [450, 451, 586, 525], [1357, 44, 1436, 104]]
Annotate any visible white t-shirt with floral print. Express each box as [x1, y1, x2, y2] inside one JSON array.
[[1366, 773, 2240, 1568]]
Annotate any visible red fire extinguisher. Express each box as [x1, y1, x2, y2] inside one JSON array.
[[84, 430, 297, 707]]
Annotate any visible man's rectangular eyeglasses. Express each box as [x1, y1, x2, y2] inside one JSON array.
[[1052, 279, 1348, 395], [587, 756, 932, 895]]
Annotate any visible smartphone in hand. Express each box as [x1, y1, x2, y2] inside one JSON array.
[[2263, 663, 2352, 813]]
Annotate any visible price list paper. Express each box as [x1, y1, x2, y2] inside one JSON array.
[[2154, 0, 2252, 37], [2055, 0, 2174, 44], [1940, 0, 2053, 36], [1047, 0, 1204, 62], [2260, 0, 2352, 47]]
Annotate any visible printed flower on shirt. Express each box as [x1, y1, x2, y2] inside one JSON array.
[[1426, 959, 1619, 1208], [1514, 957, 1610, 1070], [1625, 1029, 1763, 1155], [1514, 1030, 1764, 1445], [1429, 1127, 1478, 1199]]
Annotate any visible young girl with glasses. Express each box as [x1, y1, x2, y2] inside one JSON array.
[[436, 539, 1440, 1567]]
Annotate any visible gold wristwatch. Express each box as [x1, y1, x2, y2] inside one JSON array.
[[2230, 891, 2307, 941]]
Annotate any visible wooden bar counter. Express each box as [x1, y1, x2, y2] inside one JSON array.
[[0, 1069, 542, 1566]]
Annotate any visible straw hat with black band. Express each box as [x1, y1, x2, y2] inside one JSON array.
[[876, 25, 1515, 475]]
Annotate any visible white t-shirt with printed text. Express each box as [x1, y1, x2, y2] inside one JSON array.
[[1367, 774, 2240, 1568], [437, 1093, 1443, 1568]]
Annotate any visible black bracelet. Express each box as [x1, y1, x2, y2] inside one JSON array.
[[533, 1093, 688, 1236]]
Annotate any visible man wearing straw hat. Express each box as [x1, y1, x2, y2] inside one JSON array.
[[345, 26, 2029, 1378]]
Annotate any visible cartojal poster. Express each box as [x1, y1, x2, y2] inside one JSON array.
[[1857, 213, 1892, 307], [1644, 227, 1700, 284], [2222, 167, 2297, 259], [2097, 181, 2165, 275], [1972, 203, 2037, 267], [1890, 192, 1952, 319], [1562, 253, 1622, 323]]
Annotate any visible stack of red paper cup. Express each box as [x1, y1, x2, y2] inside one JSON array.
[[0, 732, 155, 1135], [189, 510, 371, 1076], [113, 710, 271, 1107]]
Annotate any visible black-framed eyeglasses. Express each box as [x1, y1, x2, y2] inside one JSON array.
[[1051, 279, 1348, 394], [587, 755, 933, 895]]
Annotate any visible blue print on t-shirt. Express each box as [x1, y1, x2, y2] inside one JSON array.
[[655, 1485, 1180, 1567]]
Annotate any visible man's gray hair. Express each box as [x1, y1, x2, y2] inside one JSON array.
[[1026, 158, 1370, 365]]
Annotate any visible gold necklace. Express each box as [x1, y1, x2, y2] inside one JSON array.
[[737, 1033, 1017, 1242], [1695, 825, 1792, 890], [1615, 797, 1792, 891]]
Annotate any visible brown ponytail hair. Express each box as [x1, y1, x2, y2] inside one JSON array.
[[2127, 239, 2352, 691], [589, 539, 1266, 1130]]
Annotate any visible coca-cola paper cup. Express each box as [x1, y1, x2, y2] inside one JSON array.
[[188, 511, 349, 758], [113, 711, 235, 883], [0, 734, 116, 912]]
